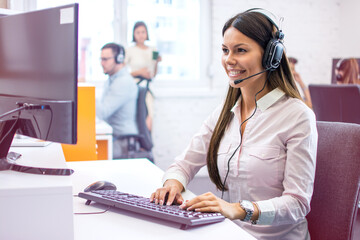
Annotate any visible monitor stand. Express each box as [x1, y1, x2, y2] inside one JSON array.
[[0, 119, 74, 175]]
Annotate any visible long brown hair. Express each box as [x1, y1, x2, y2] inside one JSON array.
[[336, 58, 360, 84], [207, 11, 302, 191]]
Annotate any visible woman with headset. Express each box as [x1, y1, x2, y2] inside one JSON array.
[[335, 58, 360, 84], [150, 9, 317, 240]]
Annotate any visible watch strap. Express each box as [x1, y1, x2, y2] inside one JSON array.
[[240, 200, 254, 222]]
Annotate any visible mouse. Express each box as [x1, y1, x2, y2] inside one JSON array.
[[84, 181, 117, 192]]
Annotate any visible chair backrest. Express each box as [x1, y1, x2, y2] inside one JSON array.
[[309, 84, 360, 124], [136, 86, 153, 151], [307, 121, 360, 240]]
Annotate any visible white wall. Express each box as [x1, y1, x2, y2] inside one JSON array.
[[340, 0, 360, 57], [151, 0, 360, 170]]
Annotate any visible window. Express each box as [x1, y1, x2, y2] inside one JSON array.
[[36, 0, 114, 82], [127, 0, 200, 82], [25, 0, 209, 85]]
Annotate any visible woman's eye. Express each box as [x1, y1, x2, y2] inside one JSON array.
[[222, 48, 229, 54], [237, 48, 246, 53]]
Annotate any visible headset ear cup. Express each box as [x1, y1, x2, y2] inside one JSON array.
[[116, 53, 124, 64], [115, 45, 125, 64], [262, 39, 284, 71]]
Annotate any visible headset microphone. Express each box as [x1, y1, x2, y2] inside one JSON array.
[[234, 68, 270, 85]]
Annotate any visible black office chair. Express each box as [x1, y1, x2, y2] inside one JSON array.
[[135, 76, 152, 89], [309, 84, 360, 124], [117, 85, 154, 162]]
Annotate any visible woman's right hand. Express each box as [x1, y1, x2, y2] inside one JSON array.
[[150, 179, 184, 206]]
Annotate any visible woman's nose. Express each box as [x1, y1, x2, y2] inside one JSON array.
[[225, 53, 236, 65]]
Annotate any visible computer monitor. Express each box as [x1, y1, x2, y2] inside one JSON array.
[[0, 4, 78, 175]]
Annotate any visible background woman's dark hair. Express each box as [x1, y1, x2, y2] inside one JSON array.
[[132, 21, 149, 42], [207, 10, 302, 191]]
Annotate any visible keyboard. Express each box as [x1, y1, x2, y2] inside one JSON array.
[[78, 190, 225, 229]]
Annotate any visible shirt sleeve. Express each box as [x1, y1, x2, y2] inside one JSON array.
[[162, 105, 222, 189], [96, 74, 136, 120], [255, 108, 318, 225]]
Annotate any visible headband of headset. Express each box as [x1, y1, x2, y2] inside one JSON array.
[[245, 8, 285, 71]]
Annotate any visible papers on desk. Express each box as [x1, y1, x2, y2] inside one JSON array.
[[11, 136, 52, 147]]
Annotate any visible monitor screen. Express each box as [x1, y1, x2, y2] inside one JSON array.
[[0, 4, 78, 174]]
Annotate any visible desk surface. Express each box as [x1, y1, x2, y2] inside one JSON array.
[[3, 143, 72, 191], [68, 159, 256, 240], [0, 144, 74, 240]]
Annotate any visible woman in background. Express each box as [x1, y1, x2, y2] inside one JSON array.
[[335, 58, 360, 84], [288, 57, 312, 108], [125, 21, 161, 131]]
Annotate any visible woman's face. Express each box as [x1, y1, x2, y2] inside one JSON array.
[[134, 25, 148, 44], [222, 26, 265, 88]]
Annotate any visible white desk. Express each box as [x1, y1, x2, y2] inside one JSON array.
[[0, 144, 74, 240], [68, 159, 257, 240]]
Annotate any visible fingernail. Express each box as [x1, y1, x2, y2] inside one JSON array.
[[160, 200, 163, 205], [155, 199, 158, 205], [166, 201, 171, 206]]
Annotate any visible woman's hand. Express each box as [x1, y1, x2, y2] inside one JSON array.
[[180, 192, 244, 220], [150, 179, 184, 206]]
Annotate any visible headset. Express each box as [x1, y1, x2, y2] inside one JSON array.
[[234, 9, 285, 85], [114, 44, 125, 64], [335, 58, 344, 81], [246, 8, 285, 71]]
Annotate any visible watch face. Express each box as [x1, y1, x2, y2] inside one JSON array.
[[242, 200, 253, 209]]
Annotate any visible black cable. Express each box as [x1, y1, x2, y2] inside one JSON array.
[[45, 108, 53, 140], [32, 115, 41, 138], [0, 106, 26, 120], [0, 110, 22, 146], [221, 73, 271, 199], [72, 195, 111, 215], [31, 106, 52, 140], [74, 206, 111, 215], [0, 103, 51, 145]]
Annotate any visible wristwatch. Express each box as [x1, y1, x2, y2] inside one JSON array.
[[239, 200, 254, 222]]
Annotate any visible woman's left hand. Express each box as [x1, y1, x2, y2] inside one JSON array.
[[180, 192, 244, 220]]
